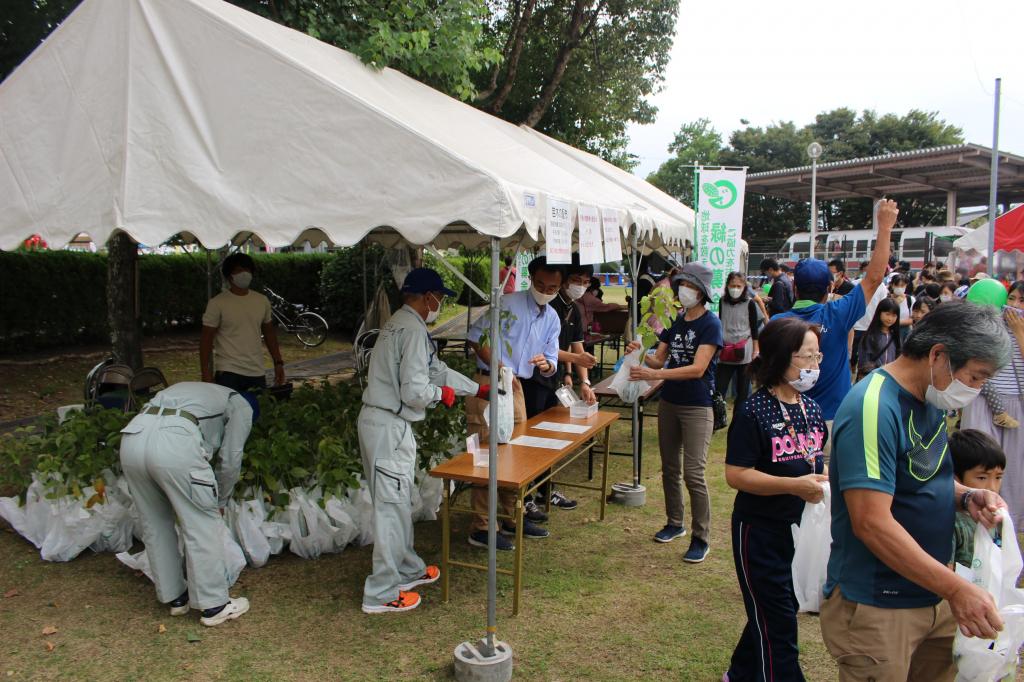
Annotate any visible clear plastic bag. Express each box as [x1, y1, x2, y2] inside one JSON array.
[[954, 514, 1024, 681], [482, 367, 515, 443], [791, 482, 832, 613], [609, 347, 650, 403]]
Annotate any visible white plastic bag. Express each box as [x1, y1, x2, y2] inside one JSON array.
[[482, 367, 515, 443], [285, 488, 336, 559], [40, 497, 103, 562], [88, 475, 135, 554], [413, 470, 444, 522], [954, 514, 1024, 681], [349, 483, 375, 546], [323, 495, 360, 552], [791, 482, 832, 613], [115, 518, 246, 587], [609, 347, 650, 403], [227, 499, 273, 568]]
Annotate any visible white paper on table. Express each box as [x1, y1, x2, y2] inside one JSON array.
[[510, 435, 573, 450], [532, 421, 590, 434], [601, 207, 623, 262], [577, 204, 604, 265]]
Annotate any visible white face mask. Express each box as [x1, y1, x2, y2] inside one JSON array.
[[231, 271, 253, 289], [891, 287, 905, 296], [728, 287, 744, 299], [940, 294, 953, 303], [424, 294, 441, 324], [789, 368, 820, 392], [566, 284, 587, 301], [678, 287, 700, 309], [531, 287, 557, 306], [925, 356, 980, 410]]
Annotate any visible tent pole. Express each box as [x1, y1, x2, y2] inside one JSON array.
[[987, 78, 1001, 268], [630, 228, 641, 489], [486, 236, 501, 656]]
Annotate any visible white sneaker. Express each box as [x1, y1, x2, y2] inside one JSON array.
[[169, 604, 189, 617], [200, 597, 250, 627]]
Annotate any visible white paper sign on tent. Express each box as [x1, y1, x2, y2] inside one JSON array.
[[601, 208, 623, 262], [546, 196, 573, 264], [577, 204, 604, 265]]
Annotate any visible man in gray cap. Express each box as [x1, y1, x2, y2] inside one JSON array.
[[359, 267, 485, 613], [627, 262, 723, 563], [119, 381, 257, 626]]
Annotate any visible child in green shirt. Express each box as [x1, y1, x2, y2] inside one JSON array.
[[950, 429, 1006, 568]]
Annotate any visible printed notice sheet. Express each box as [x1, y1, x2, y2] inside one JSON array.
[[509, 435, 572, 450]]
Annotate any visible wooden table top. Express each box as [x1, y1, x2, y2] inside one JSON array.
[[591, 373, 663, 400], [429, 406, 619, 487]]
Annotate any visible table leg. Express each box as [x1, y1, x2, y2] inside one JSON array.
[[442, 480, 451, 603], [513, 489, 525, 616], [588, 439, 595, 481], [599, 425, 611, 521], [638, 399, 645, 482]]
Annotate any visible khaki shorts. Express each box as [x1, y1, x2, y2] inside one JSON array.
[[820, 587, 956, 682]]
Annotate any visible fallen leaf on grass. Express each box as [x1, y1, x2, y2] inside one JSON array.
[[3, 589, 17, 598], [41, 626, 58, 636], [44, 642, 55, 652], [186, 631, 201, 643], [158, 624, 167, 634]]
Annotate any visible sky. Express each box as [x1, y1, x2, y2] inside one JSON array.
[[627, 0, 1024, 181]]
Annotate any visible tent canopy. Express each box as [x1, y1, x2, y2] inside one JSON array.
[[0, 0, 693, 253], [953, 205, 1024, 255]]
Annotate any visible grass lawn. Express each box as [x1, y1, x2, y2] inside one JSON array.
[[0, 297, 840, 679]]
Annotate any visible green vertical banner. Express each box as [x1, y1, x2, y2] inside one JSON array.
[[695, 168, 747, 305]]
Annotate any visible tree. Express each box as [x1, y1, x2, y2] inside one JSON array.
[[477, 0, 678, 169], [106, 232, 143, 370], [0, 0, 82, 81], [646, 118, 722, 206]]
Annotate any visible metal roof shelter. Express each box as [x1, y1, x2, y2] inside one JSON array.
[[745, 144, 1024, 224]]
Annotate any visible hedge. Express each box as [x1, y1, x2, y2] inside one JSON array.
[[0, 249, 374, 353]]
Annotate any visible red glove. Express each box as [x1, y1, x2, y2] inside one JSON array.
[[476, 384, 491, 400], [440, 386, 456, 408]]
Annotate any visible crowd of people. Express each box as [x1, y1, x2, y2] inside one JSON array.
[[112, 206, 1024, 679]]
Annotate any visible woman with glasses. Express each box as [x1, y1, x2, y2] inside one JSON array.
[[722, 317, 829, 682]]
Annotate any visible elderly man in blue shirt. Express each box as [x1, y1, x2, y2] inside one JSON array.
[[465, 256, 563, 550]]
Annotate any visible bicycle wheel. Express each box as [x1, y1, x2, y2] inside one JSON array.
[[294, 311, 328, 347]]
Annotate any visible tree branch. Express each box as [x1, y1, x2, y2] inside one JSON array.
[[522, 0, 601, 128], [484, 0, 536, 113]]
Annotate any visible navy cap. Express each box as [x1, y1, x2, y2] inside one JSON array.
[[794, 258, 832, 293], [401, 268, 456, 297], [240, 391, 260, 423]]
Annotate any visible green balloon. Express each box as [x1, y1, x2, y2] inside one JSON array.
[[763, 282, 772, 294], [966, 278, 1008, 308]]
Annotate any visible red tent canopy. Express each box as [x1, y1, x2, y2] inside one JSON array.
[[995, 204, 1024, 252]]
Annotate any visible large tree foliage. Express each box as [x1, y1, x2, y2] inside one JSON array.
[[648, 109, 965, 247], [476, 0, 678, 168], [0, 0, 82, 80]]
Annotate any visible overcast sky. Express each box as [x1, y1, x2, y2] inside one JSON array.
[[627, 0, 1024, 181]]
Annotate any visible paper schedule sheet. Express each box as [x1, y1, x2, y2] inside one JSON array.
[[509, 435, 572, 450], [532, 421, 590, 434]]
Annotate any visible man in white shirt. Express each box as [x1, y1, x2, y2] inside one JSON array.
[[200, 253, 285, 392]]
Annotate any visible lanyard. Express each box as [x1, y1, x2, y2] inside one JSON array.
[[771, 389, 819, 469]]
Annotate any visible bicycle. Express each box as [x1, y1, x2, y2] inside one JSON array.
[[264, 286, 329, 347]]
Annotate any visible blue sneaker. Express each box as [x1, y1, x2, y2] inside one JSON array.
[[653, 525, 686, 543], [468, 530, 514, 551], [500, 520, 549, 539], [683, 538, 710, 563]]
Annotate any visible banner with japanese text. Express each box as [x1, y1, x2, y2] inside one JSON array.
[[545, 196, 572, 264], [577, 204, 604, 265], [695, 168, 746, 304]]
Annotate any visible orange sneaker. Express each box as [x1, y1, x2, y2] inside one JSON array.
[[361, 591, 421, 614], [398, 566, 440, 591]]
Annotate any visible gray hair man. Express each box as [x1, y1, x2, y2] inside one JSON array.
[[821, 302, 1011, 680]]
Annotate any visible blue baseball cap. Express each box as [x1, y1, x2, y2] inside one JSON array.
[[240, 391, 260, 423], [793, 258, 832, 294], [401, 268, 456, 297]]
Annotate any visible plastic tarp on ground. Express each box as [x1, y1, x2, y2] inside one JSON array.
[[953, 205, 1024, 255], [0, 0, 693, 252]]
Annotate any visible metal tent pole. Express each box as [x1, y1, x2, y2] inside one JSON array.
[[987, 78, 1001, 270], [610, 226, 646, 506], [454, 236, 512, 682]]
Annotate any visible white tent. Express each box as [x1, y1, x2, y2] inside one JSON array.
[[0, 0, 693, 252]]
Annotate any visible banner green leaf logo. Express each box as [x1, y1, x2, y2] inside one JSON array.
[[705, 180, 738, 209]]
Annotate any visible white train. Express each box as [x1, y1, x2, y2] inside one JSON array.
[[778, 226, 971, 270]]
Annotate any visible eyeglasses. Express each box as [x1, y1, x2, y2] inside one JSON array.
[[792, 352, 824, 364]]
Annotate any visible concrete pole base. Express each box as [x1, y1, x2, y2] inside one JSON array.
[[454, 639, 513, 682], [609, 482, 646, 507]]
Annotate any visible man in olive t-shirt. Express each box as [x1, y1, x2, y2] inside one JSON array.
[[200, 253, 285, 392]]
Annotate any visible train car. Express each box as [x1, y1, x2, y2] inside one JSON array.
[[778, 226, 971, 271]]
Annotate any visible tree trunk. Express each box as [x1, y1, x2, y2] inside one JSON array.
[[106, 231, 144, 370], [486, 0, 537, 115], [522, 0, 601, 128]]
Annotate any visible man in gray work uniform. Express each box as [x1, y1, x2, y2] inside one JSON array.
[[359, 268, 485, 614], [119, 382, 257, 626]]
